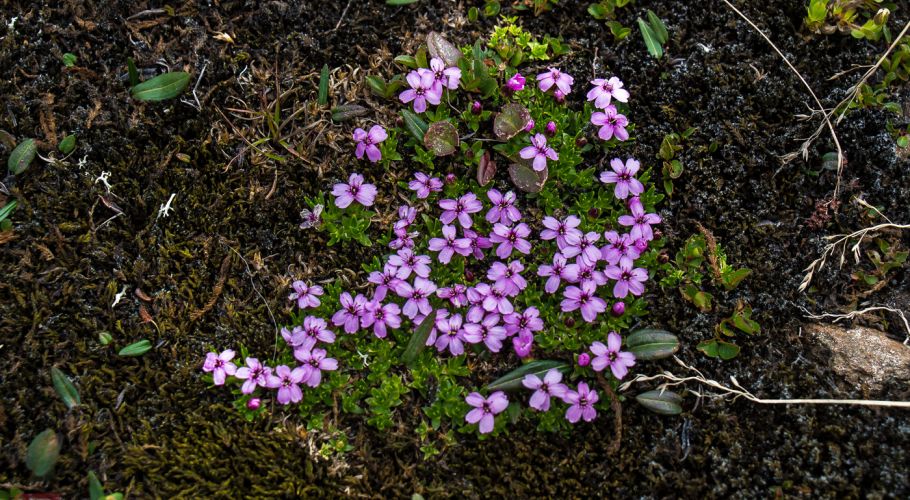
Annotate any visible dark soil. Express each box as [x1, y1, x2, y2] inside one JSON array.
[[1, 0, 908, 497]]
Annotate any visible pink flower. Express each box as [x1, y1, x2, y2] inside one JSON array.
[[506, 72, 526, 92], [536, 67, 574, 95], [590, 332, 636, 380], [564, 381, 598, 423], [479, 282, 514, 315], [428, 57, 461, 90], [485, 189, 522, 225], [396, 277, 437, 319], [561, 282, 607, 323], [618, 197, 661, 241], [490, 223, 532, 259], [353, 125, 387, 163], [537, 253, 578, 294], [388, 248, 432, 279], [577, 353, 591, 367], [455, 228, 492, 260], [440, 193, 484, 228], [603, 259, 648, 299], [368, 263, 402, 301], [568, 261, 608, 289], [399, 69, 442, 113], [463, 313, 508, 352], [301, 316, 335, 344], [235, 357, 272, 394], [541, 215, 583, 249], [600, 157, 644, 200], [513, 331, 534, 358], [435, 313, 466, 355], [408, 172, 443, 199], [545, 121, 557, 136], [522, 368, 568, 411], [436, 284, 468, 307], [203, 349, 237, 385], [519, 133, 558, 172], [586, 76, 629, 109], [332, 173, 377, 208], [487, 260, 526, 297], [590, 105, 629, 142], [465, 391, 508, 434], [503, 307, 544, 337], [267, 364, 308, 404], [288, 281, 324, 309], [561, 231, 602, 267], [428, 224, 461, 264], [332, 292, 367, 333], [361, 300, 402, 339], [601, 231, 641, 267], [294, 347, 338, 387]]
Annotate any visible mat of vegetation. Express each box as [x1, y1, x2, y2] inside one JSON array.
[[1, 0, 908, 497]]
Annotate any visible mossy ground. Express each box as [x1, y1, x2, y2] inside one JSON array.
[[1, 0, 908, 497]]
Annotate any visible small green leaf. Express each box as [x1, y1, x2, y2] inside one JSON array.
[[98, 331, 113, 345], [394, 55, 418, 69], [721, 268, 751, 290], [127, 58, 139, 88], [588, 4, 608, 19], [51, 367, 80, 409], [58, 134, 76, 154], [897, 135, 909, 148], [88, 471, 105, 500], [625, 329, 680, 361], [62, 53, 77, 67], [635, 390, 683, 415], [26, 429, 61, 478], [130, 71, 191, 101], [403, 310, 435, 367], [493, 103, 531, 141], [318, 64, 330, 106], [386, 0, 419, 4], [637, 18, 663, 59], [647, 10, 669, 44], [697, 339, 740, 360], [118, 340, 152, 357], [8, 138, 37, 175], [426, 31, 462, 66], [486, 360, 568, 392], [365, 76, 387, 97], [400, 109, 429, 141], [424, 121, 459, 156], [0, 199, 17, 223], [330, 104, 368, 123]]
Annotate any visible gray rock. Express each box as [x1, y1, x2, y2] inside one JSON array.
[[805, 323, 910, 392]]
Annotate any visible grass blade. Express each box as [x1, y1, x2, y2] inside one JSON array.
[[318, 64, 330, 106]]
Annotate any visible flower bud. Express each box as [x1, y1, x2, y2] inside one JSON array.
[[445, 173, 456, 185], [563, 316, 576, 327], [553, 90, 565, 103], [247, 398, 261, 410], [524, 119, 535, 133], [464, 268, 475, 282], [611, 301, 625, 317], [658, 251, 670, 264], [587, 207, 599, 219], [577, 353, 591, 367], [471, 100, 483, 115], [634, 238, 648, 253], [545, 121, 557, 136], [576, 137, 588, 148], [874, 8, 890, 26]]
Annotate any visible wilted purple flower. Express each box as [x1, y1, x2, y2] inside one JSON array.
[[577, 352, 591, 367], [564, 381, 599, 423], [368, 263, 403, 301], [545, 121, 557, 136], [294, 347, 338, 387], [480, 282, 514, 315], [332, 173, 377, 208], [537, 67, 574, 95], [541, 215, 583, 249], [561, 231, 601, 266], [389, 248, 432, 279], [456, 228, 492, 260], [361, 300, 402, 339], [267, 364, 308, 405], [428, 224, 462, 264], [440, 193, 483, 228], [487, 260, 526, 297], [604, 259, 648, 299], [465, 391, 508, 434], [463, 313, 508, 352], [590, 332, 636, 380], [429, 57, 461, 90], [437, 284, 468, 308], [435, 313, 466, 355], [235, 358, 271, 394], [537, 252, 578, 294], [485, 189, 522, 225], [513, 331, 534, 358], [618, 197, 661, 241], [600, 158, 644, 199], [503, 307, 544, 337], [587, 76, 629, 109], [288, 281, 324, 309], [490, 223, 532, 259], [399, 69, 442, 113], [519, 133, 558, 172], [591, 105, 629, 142], [203, 349, 237, 385], [353, 125, 387, 163], [601, 231, 641, 266], [522, 369, 568, 412], [611, 301, 626, 317], [561, 282, 607, 323], [332, 292, 367, 333], [396, 277, 437, 319], [302, 315, 336, 344], [506, 72, 526, 92], [408, 172, 443, 199]]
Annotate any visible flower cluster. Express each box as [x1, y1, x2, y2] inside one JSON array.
[[399, 57, 461, 113]]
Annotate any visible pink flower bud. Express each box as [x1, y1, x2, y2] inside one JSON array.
[[247, 398, 261, 410], [445, 173, 456, 185], [577, 352, 591, 367], [506, 72, 526, 92], [471, 100, 483, 115], [611, 301, 625, 317], [545, 121, 557, 136], [634, 238, 648, 253], [524, 119, 535, 133], [554, 90, 565, 103]]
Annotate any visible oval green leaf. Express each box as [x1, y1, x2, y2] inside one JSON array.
[[393, 55, 418, 69], [51, 367, 81, 409], [486, 360, 568, 392], [403, 310, 435, 367], [0, 199, 17, 223], [331, 104, 368, 123], [423, 121, 459, 156], [635, 390, 683, 415], [130, 71, 191, 101], [508, 161, 547, 193], [8, 138, 36, 175], [647, 10, 669, 44], [427, 31, 462, 66], [58, 134, 76, 155], [118, 340, 152, 357], [400, 109, 429, 142], [26, 429, 61, 478], [625, 328, 680, 361], [493, 103, 531, 141], [637, 18, 663, 59]]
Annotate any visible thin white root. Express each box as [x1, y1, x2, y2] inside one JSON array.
[[619, 357, 910, 408], [803, 306, 910, 345]]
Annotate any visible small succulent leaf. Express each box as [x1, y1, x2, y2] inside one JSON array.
[[508, 161, 547, 193], [8, 138, 37, 175], [635, 390, 683, 415], [130, 72, 191, 101], [493, 103, 531, 141], [400, 109, 429, 141], [330, 104, 368, 123], [51, 367, 81, 409], [58, 134, 76, 154], [423, 121, 459, 156], [0, 200, 17, 223], [118, 340, 152, 357], [26, 429, 61, 478], [88, 471, 105, 500], [647, 10, 669, 44], [625, 328, 680, 361], [427, 32, 462, 66], [637, 18, 663, 59], [485, 360, 568, 391]]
